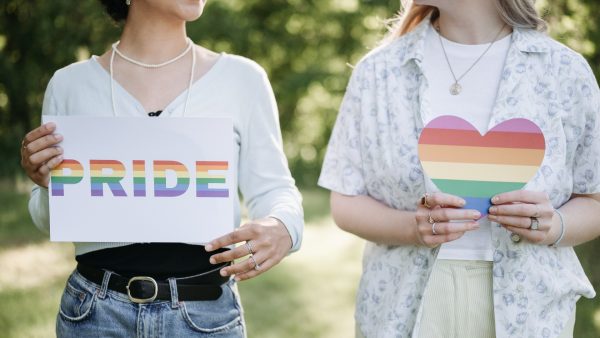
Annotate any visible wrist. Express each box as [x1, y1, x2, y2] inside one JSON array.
[[541, 210, 562, 246]]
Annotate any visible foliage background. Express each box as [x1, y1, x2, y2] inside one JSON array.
[[0, 0, 599, 337]]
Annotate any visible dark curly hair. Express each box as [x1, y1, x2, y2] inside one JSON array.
[[98, 0, 129, 22]]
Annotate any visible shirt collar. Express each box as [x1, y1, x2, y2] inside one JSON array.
[[396, 18, 549, 66]]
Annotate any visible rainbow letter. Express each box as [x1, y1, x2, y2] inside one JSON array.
[[90, 160, 127, 197], [133, 160, 146, 197], [50, 159, 84, 196], [153, 160, 190, 197], [196, 161, 229, 197]]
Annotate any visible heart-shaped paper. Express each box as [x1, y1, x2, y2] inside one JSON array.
[[418, 115, 545, 216]]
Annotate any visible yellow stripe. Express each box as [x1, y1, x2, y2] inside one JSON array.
[[421, 161, 540, 182], [153, 171, 189, 178], [52, 170, 84, 176], [90, 170, 126, 177]]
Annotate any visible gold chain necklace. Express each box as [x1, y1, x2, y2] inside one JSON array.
[[436, 24, 507, 95]]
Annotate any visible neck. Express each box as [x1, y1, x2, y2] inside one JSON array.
[[117, 2, 188, 63], [435, 1, 511, 44]]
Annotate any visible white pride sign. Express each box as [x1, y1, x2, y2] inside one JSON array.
[[43, 116, 234, 243]]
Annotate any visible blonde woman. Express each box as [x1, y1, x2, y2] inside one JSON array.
[[20, 0, 303, 336], [319, 0, 600, 337]]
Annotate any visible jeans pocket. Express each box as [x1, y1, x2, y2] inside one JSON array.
[[179, 282, 242, 334], [58, 272, 97, 322]]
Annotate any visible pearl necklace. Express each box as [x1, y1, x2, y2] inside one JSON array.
[[108, 39, 196, 117], [111, 38, 193, 68]]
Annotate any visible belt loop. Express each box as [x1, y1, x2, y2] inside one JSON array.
[[98, 270, 112, 300], [168, 277, 179, 309]]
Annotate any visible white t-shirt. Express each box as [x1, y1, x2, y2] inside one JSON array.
[[422, 25, 512, 261], [29, 53, 304, 255]]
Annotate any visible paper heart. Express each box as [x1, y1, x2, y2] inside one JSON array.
[[418, 115, 545, 216]]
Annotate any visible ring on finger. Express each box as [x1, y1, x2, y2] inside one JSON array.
[[249, 254, 261, 271], [427, 210, 437, 225], [529, 217, 540, 231], [245, 241, 255, 255], [432, 222, 438, 235], [421, 193, 432, 208]]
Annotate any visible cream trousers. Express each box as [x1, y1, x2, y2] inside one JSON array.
[[356, 259, 575, 338]]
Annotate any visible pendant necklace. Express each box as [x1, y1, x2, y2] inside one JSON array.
[[436, 23, 507, 95]]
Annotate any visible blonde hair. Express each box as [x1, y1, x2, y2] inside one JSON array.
[[387, 0, 546, 39]]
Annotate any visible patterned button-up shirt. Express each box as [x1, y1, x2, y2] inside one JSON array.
[[318, 19, 598, 338]]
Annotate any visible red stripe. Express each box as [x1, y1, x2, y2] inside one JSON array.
[[419, 129, 545, 149], [196, 161, 228, 166]]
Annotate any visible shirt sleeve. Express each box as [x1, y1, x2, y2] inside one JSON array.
[[318, 62, 367, 196], [28, 76, 59, 234], [572, 57, 600, 194], [238, 69, 304, 253]]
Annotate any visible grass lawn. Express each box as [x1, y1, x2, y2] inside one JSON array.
[[0, 187, 599, 337]]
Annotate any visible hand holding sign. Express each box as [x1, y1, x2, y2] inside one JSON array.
[[43, 116, 234, 243], [21, 122, 64, 188]]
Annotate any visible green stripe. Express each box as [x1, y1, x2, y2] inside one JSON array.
[[431, 179, 525, 198], [154, 177, 190, 185], [91, 177, 124, 183], [51, 176, 83, 184], [196, 178, 226, 184], [133, 177, 145, 184]]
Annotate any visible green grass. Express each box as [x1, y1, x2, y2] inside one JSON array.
[[0, 186, 599, 337]]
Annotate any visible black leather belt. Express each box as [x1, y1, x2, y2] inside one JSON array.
[[76, 263, 229, 303]]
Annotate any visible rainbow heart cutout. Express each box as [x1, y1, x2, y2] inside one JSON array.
[[418, 115, 545, 216]]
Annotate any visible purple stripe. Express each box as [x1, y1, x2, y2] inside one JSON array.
[[197, 189, 229, 198], [425, 115, 475, 130], [155, 189, 187, 197], [489, 118, 542, 133]]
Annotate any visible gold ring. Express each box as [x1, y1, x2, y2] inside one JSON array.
[[427, 211, 436, 224], [245, 241, 255, 255], [421, 193, 432, 208], [249, 255, 261, 271]]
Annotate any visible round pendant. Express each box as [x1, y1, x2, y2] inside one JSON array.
[[449, 82, 462, 95]]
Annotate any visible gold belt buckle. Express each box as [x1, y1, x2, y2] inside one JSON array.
[[126, 276, 158, 304]]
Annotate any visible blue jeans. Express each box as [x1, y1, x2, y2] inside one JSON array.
[[56, 269, 246, 337]]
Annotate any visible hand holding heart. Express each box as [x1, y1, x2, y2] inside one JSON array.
[[488, 190, 557, 244], [415, 192, 481, 248]]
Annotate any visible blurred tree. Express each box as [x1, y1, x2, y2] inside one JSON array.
[[0, 0, 598, 187]]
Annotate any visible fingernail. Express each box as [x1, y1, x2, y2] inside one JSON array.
[[55, 134, 63, 141], [46, 122, 56, 130], [234, 277, 241, 282], [492, 196, 499, 204], [209, 257, 216, 264], [489, 207, 497, 214], [488, 215, 496, 221], [220, 269, 228, 277], [57, 155, 63, 161], [472, 222, 480, 229], [473, 211, 481, 219], [205, 244, 213, 251], [459, 199, 466, 206]]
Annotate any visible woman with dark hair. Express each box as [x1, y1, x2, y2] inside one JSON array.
[[319, 0, 600, 337], [20, 0, 304, 336]]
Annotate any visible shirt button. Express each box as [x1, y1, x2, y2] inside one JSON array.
[[511, 233, 522, 243]]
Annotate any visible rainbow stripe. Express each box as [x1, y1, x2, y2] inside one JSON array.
[[153, 160, 190, 197], [418, 116, 545, 215], [90, 160, 127, 197], [133, 160, 146, 197], [196, 161, 229, 197], [50, 159, 84, 196]]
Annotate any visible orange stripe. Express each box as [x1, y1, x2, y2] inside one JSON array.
[[418, 144, 544, 165]]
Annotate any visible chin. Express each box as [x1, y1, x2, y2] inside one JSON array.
[[175, 0, 206, 21]]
